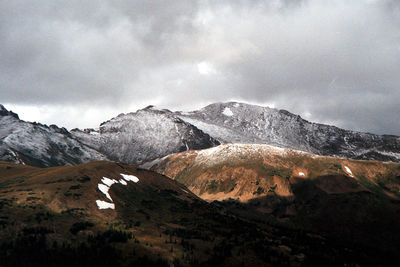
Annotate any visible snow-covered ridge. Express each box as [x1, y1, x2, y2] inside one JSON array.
[[2, 101, 400, 167], [0, 106, 107, 167], [96, 173, 140, 210], [73, 107, 219, 164], [190, 144, 306, 166], [143, 144, 314, 170], [143, 143, 399, 176], [177, 102, 400, 162]]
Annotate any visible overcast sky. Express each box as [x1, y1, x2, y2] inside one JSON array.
[[1, 0, 400, 135]]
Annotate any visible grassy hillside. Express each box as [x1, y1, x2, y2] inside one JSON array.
[[0, 161, 200, 266], [2, 154, 400, 266], [148, 144, 400, 266], [148, 144, 400, 201], [0, 160, 367, 267]]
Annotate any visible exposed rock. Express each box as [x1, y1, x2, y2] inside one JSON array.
[[177, 102, 400, 162], [73, 107, 219, 163], [0, 105, 107, 167]]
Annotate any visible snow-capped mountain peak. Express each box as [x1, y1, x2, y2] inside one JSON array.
[[177, 102, 400, 162], [73, 107, 220, 163]]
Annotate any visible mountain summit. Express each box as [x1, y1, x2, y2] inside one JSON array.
[[176, 102, 400, 162], [73, 101, 400, 164], [72, 107, 219, 163]]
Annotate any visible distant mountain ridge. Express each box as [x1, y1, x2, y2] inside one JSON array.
[[0, 105, 107, 167], [73, 102, 400, 164], [176, 102, 400, 162], [1, 102, 400, 167]]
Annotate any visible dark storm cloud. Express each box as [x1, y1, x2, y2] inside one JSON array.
[[1, 0, 399, 134]]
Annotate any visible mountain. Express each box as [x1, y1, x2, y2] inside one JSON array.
[[145, 144, 400, 265], [0, 105, 107, 167], [75, 101, 400, 164], [145, 143, 400, 201], [176, 102, 400, 162], [72, 106, 219, 163], [2, 100, 400, 265], [0, 160, 374, 266], [2, 101, 400, 168]]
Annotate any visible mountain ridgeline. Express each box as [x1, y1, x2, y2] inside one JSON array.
[[1, 102, 400, 167], [72, 106, 220, 164], [176, 102, 400, 162], [0, 105, 107, 167]]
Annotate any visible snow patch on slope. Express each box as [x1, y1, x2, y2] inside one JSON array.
[[121, 174, 139, 183], [96, 173, 140, 210], [181, 189, 189, 194], [101, 177, 118, 187], [98, 183, 113, 201], [222, 107, 233, 116], [96, 200, 115, 210], [344, 166, 354, 177]]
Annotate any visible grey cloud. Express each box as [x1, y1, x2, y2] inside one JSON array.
[[0, 0, 399, 135]]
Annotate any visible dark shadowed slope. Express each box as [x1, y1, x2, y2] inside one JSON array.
[[147, 143, 400, 266], [2, 160, 394, 266]]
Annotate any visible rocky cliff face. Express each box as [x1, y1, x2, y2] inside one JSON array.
[[72, 106, 220, 163], [78, 102, 400, 164], [0, 104, 19, 119]]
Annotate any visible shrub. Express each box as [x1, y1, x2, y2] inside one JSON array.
[[70, 221, 94, 235], [77, 175, 91, 183], [253, 187, 265, 195]]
